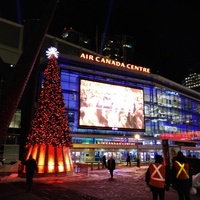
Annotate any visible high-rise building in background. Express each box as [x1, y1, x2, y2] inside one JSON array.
[[61, 28, 135, 64], [182, 68, 200, 92], [101, 34, 134, 64], [62, 27, 91, 50]]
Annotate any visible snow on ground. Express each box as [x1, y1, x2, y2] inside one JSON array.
[[1, 165, 200, 200]]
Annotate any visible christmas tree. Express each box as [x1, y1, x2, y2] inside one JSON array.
[[26, 47, 72, 148]]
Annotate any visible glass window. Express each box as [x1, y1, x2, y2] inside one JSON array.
[[9, 109, 21, 128], [58, 67, 200, 138]]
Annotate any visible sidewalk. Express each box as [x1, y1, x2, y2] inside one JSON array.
[[1, 165, 200, 200]]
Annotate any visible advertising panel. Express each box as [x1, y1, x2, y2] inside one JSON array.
[[79, 79, 145, 131]]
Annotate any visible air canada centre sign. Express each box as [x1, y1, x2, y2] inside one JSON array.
[[80, 53, 150, 74]]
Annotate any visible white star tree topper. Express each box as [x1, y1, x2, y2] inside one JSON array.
[[46, 47, 59, 59]]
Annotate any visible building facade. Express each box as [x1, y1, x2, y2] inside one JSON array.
[[182, 70, 200, 92], [100, 34, 134, 64], [1, 18, 200, 164], [62, 27, 91, 50]]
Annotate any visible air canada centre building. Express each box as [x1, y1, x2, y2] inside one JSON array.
[[38, 37, 200, 163], [1, 18, 200, 163]]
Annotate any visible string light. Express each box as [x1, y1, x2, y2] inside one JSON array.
[[26, 50, 72, 148]]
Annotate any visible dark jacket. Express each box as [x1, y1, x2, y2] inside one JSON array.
[[102, 155, 106, 163], [107, 157, 116, 170], [126, 155, 131, 162], [24, 158, 38, 175]]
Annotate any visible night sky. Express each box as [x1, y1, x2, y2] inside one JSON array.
[[1, 0, 200, 84]]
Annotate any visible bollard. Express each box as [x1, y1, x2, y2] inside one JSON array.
[[91, 162, 93, 171], [130, 160, 132, 166], [98, 162, 100, 170], [85, 164, 88, 175], [18, 164, 23, 176], [137, 158, 140, 167], [18, 164, 25, 177], [102, 163, 104, 169]]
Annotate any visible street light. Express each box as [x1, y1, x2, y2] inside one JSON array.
[[135, 134, 140, 167]]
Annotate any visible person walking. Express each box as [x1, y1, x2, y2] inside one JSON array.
[[107, 156, 116, 178], [102, 155, 107, 168], [171, 151, 192, 200], [126, 153, 131, 166], [145, 154, 170, 200], [24, 154, 38, 192]]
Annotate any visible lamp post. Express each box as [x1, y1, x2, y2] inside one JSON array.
[[135, 134, 140, 167]]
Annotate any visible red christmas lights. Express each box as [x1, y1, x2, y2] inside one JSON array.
[[26, 55, 72, 148]]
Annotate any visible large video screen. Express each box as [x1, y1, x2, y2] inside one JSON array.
[[79, 79, 145, 131]]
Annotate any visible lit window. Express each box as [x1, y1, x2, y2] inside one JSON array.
[[9, 110, 21, 128]]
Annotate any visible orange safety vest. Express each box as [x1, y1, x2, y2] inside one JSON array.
[[174, 161, 189, 179], [149, 163, 166, 188]]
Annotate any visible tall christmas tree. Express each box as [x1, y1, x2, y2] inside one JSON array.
[[24, 47, 73, 175], [26, 47, 72, 148]]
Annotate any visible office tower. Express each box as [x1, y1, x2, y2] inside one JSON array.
[[182, 68, 200, 92], [101, 34, 134, 64], [62, 27, 91, 50]]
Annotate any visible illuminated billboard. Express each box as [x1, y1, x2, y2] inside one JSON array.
[[79, 79, 145, 131]]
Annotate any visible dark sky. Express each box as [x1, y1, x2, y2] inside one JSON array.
[[1, 0, 200, 84]]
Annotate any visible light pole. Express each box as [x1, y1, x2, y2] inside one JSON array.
[[135, 134, 140, 167]]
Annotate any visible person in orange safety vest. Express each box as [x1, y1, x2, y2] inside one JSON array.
[[171, 151, 192, 200], [145, 154, 170, 200]]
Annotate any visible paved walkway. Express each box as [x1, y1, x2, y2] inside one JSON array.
[[0, 165, 200, 200]]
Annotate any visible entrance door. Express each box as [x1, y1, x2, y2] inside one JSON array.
[[71, 151, 84, 163]]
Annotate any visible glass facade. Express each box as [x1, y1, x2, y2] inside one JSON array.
[[60, 67, 200, 139], [2, 18, 200, 164]]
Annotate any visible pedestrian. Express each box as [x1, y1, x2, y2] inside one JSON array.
[[171, 151, 192, 200], [145, 154, 170, 200], [126, 153, 131, 166], [24, 154, 38, 192], [107, 156, 116, 178], [102, 155, 107, 168]]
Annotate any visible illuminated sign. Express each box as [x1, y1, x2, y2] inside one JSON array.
[[79, 79, 145, 131], [97, 141, 135, 145], [166, 91, 179, 96], [163, 126, 177, 132], [80, 53, 150, 74]]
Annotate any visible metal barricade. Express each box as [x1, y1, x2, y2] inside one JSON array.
[[74, 163, 88, 175]]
